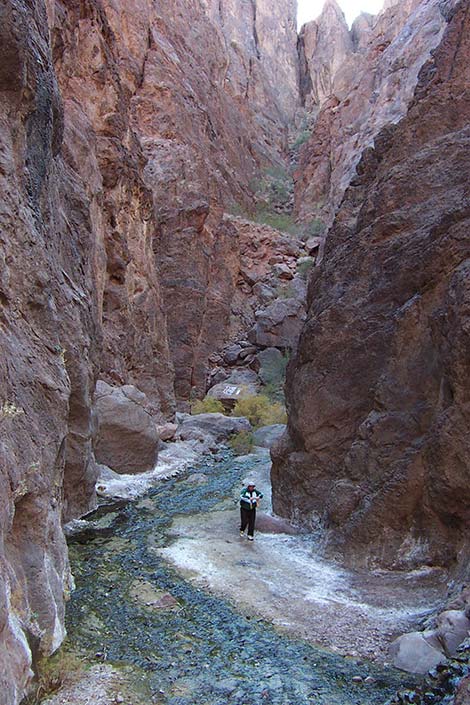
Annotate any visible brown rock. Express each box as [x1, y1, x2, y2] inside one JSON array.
[[272, 1, 470, 570], [295, 0, 454, 231], [94, 381, 159, 475]]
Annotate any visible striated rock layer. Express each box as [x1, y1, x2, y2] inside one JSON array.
[[272, 0, 470, 571]]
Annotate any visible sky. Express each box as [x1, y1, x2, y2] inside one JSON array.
[[297, 0, 384, 28]]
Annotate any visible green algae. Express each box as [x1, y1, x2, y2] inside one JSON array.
[[65, 450, 418, 705]]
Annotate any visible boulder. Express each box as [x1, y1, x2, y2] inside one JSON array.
[[176, 413, 251, 445], [436, 610, 470, 656], [257, 348, 285, 385], [223, 344, 244, 365], [94, 381, 159, 474], [156, 422, 178, 441], [273, 263, 294, 280], [253, 424, 286, 448], [389, 631, 446, 674], [207, 369, 260, 410], [248, 299, 306, 348]]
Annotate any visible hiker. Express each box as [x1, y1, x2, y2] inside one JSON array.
[[239, 482, 263, 541]]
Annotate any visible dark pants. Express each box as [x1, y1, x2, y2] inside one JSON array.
[[240, 506, 256, 537]]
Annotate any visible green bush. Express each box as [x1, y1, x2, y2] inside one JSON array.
[[229, 430, 254, 456], [24, 650, 84, 704], [290, 130, 311, 150], [304, 218, 325, 236], [191, 397, 225, 415], [260, 352, 289, 402], [297, 257, 314, 279], [232, 394, 287, 428]]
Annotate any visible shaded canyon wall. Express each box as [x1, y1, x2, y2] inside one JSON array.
[[0, 0, 298, 702], [272, 0, 470, 572]]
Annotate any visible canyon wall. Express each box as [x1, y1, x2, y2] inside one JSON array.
[[272, 0, 470, 571], [295, 0, 453, 231], [0, 1, 298, 701], [0, 2, 100, 702]]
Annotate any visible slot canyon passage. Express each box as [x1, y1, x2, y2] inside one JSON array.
[[0, 0, 469, 703]]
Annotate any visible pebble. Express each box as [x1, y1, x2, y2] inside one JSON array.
[[352, 675, 363, 683]]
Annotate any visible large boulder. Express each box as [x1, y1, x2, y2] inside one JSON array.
[[176, 413, 251, 445], [248, 298, 306, 348], [207, 369, 260, 410], [436, 610, 470, 657], [94, 381, 159, 474], [389, 631, 446, 674]]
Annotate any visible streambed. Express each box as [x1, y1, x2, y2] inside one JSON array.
[[64, 449, 420, 705]]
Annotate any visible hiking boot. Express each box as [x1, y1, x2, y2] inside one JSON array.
[[247, 535, 254, 541], [239, 531, 245, 537]]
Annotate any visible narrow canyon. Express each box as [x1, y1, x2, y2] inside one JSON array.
[[0, 0, 469, 703]]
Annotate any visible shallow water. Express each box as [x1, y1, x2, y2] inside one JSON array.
[[66, 450, 418, 705]]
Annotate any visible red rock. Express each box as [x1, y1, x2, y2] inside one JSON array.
[[272, 1, 470, 570]]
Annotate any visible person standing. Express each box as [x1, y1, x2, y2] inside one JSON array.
[[239, 482, 263, 541]]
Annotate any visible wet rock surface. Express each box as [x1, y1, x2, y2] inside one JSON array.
[[63, 451, 420, 705]]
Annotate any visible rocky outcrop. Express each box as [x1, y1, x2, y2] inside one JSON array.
[[294, 0, 455, 230], [272, 0, 470, 570], [93, 381, 159, 474]]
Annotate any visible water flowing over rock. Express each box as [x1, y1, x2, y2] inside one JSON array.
[[272, 0, 470, 571]]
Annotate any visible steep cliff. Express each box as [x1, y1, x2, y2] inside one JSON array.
[[49, 0, 298, 405], [1, 1, 299, 701], [272, 0, 470, 571], [0, 2, 100, 702], [294, 0, 453, 230]]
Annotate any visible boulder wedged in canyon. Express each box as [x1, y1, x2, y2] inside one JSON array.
[[272, 0, 470, 571], [294, 0, 456, 230]]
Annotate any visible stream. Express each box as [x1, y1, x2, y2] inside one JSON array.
[[64, 449, 420, 705]]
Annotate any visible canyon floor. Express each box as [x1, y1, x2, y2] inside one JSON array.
[[161, 448, 448, 662], [42, 444, 449, 705]]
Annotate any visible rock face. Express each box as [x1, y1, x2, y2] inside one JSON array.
[[272, 0, 470, 571], [93, 381, 159, 474], [0, 2, 100, 702], [0, 0, 299, 702], [295, 0, 455, 230]]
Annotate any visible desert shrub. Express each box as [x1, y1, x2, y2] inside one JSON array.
[[276, 283, 294, 300], [290, 130, 311, 150], [297, 257, 314, 279], [229, 430, 254, 456], [191, 397, 225, 415], [232, 394, 287, 428], [24, 651, 84, 704], [260, 352, 289, 402], [304, 218, 325, 236]]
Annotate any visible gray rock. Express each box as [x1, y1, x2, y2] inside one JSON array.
[[273, 263, 294, 279], [253, 424, 286, 448], [177, 413, 251, 444], [94, 381, 159, 474], [207, 369, 260, 409], [389, 631, 446, 674], [223, 344, 243, 365], [436, 610, 470, 656], [156, 422, 178, 441]]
